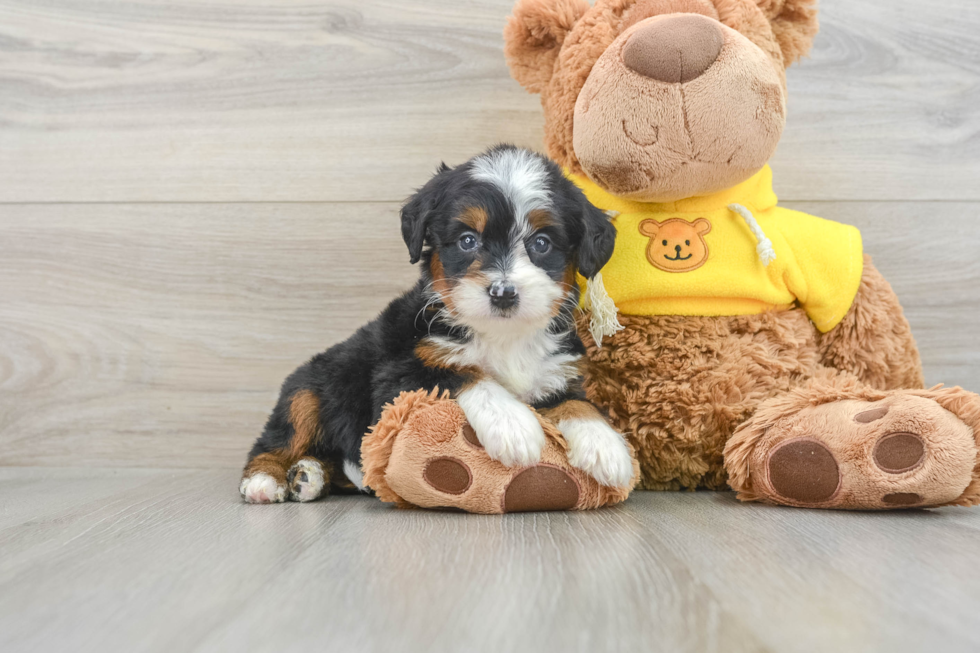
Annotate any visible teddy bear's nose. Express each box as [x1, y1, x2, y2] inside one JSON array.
[[622, 14, 724, 83]]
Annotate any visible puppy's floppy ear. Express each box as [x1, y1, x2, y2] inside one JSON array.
[[401, 163, 450, 264], [576, 202, 617, 279], [504, 0, 590, 93]]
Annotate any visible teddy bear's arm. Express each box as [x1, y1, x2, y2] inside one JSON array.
[[817, 256, 924, 392]]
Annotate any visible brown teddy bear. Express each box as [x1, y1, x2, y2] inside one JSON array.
[[500, 0, 980, 509]]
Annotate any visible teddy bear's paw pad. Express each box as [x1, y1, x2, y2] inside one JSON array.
[[854, 405, 889, 423], [240, 473, 288, 504], [423, 457, 472, 495], [287, 458, 327, 502], [882, 492, 924, 506], [750, 393, 979, 510], [766, 438, 841, 505], [462, 425, 483, 449], [872, 432, 926, 474], [502, 465, 580, 513]]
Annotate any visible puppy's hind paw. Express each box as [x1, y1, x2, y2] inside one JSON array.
[[287, 458, 327, 502], [240, 473, 288, 504]]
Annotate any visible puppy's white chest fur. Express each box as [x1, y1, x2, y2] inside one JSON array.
[[431, 330, 578, 404]]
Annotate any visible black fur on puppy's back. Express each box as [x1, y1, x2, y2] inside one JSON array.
[[247, 280, 469, 469]]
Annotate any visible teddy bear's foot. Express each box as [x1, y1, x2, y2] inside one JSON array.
[[725, 383, 980, 510], [361, 389, 638, 514]]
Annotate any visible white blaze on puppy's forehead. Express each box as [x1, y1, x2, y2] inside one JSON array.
[[469, 148, 552, 237]]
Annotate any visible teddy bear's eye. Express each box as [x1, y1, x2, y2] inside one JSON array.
[[686, 240, 690, 246], [662, 240, 668, 246]]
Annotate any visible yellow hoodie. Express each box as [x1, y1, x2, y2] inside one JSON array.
[[571, 166, 863, 333]]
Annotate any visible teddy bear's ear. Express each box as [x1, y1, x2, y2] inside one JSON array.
[[504, 0, 590, 93], [761, 0, 819, 67]]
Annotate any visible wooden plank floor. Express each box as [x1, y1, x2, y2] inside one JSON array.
[[1, 467, 979, 653]]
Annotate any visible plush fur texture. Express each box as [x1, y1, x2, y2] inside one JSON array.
[[577, 300, 824, 491], [241, 145, 635, 504], [725, 378, 980, 509], [576, 255, 945, 493]]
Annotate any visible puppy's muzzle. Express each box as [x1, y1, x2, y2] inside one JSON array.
[[488, 281, 519, 310]]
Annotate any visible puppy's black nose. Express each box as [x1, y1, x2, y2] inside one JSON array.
[[675, 244, 682, 252], [488, 282, 518, 309]]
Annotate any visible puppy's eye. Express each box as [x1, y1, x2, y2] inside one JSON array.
[[662, 240, 668, 246], [529, 234, 552, 255], [458, 233, 479, 252], [685, 240, 690, 246]]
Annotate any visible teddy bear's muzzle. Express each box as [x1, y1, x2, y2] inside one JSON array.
[[572, 14, 787, 203]]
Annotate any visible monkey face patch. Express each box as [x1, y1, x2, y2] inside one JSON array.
[[638, 218, 712, 273]]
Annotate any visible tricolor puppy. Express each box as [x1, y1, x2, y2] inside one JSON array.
[[240, 145, 633, 504]]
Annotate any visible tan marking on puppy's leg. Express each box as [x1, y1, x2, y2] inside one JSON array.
[[243, 452, 289, 482], [287, 389, 321, 461], [241, 452, 290, 503], [541, 399, 602, 423]]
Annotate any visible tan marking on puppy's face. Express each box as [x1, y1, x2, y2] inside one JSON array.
[[430, 252, 457, 311], [459, 206, 489, 233], [528, 209, 557, 232], [549, 264, 579, 318], [639, 218, 711, 272]]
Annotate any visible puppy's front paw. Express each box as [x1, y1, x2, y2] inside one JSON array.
[[240, 472, 287, 504], [458, 381, 545, 467], [479, 406, 546, 467], [562, 419, 634, 488]]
